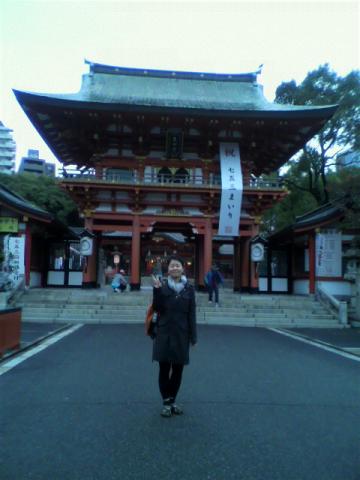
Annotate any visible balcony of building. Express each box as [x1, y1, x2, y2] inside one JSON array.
[[60, 166, 285, 191]]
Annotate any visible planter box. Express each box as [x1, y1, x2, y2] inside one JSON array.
[[0, 307, 22, 357]]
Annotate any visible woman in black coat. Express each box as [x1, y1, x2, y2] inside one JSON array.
[[152, 256, 197, 417]]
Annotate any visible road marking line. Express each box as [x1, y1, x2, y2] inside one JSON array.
[[268, 328, 360, 363], [0, 324, 83, 376], [341, 347, 360, 356]]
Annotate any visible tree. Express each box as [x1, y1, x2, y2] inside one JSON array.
[[275, 64, 360, 205], [261, 186, 318, 234], [327, 168, 360, 229], [0, 173, 82, 226]]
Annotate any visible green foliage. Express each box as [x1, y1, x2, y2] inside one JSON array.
[[275, 64, 360, 205], [0, 173, 81, 226], [262, 64, 360, 233], [261, 189, 318, 234], [327, 168, 360, 229]]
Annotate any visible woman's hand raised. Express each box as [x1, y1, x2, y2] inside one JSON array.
[[152, 275, 162, 288]]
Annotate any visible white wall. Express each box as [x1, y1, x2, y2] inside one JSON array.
[[259, 278, 267, 291], [316, 280, 352, 296], [69, 272, 83, 286], [30, 271, 41, 287], [272, 278, 288, 292], [259, 278, 288, 292], [47, 271, 65, 285], [293, 280, 309, 295]]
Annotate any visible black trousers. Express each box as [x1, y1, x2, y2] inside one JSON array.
[[158, 362, 184, 404], [208, 285, 219, 303]]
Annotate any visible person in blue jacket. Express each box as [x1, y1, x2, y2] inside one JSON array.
[[204, 265, 224, 307], [111, 270, 127, 292]]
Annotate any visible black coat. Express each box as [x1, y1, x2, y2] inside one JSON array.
[[152, 281, 197, 365]]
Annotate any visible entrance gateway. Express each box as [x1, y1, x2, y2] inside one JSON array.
[[14, 61, 336, 291]]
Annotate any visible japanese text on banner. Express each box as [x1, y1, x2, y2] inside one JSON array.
[[218, 143, 243, 236]]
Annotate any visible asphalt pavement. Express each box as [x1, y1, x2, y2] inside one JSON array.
[[1, 324, 360, 480], [4, 320, 360, 361], [288, 327, 360, 352]]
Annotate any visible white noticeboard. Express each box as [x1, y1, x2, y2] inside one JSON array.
[[218, 142, 243, 236], [8, 236, 25, 281], [316, 231, 342, 277]]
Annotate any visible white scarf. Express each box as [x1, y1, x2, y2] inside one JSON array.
[[167, 275, 187, 293]]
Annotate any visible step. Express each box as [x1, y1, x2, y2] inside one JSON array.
[[17, 288, 340, 328]]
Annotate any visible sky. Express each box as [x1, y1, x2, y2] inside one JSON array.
[[0, 0, 359, 173]]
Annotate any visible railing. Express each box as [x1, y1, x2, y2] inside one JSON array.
[[60, 168, 284, 189], [316, 285, 348, 326]]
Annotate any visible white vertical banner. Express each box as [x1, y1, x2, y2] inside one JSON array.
[[8, 236, 25, 282], [218, 142, 243, 236], [316, 230, 342, 277]]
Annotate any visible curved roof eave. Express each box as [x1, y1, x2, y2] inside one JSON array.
[[13, 89, 338, 120], [0, 184, 52, 222]]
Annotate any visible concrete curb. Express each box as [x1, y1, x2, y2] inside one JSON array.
[[0, 323, 72, 363]]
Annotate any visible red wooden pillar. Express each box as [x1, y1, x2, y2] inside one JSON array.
[[203, 218, 213, 279], [233, 239, 241, 291], [24, 223, 32, 287], [250, 225, 260, 293], [194, 235, 203, 289], [130, 215, 141, 290], [250, 261, 259, 292], [308, 230, 316, 294], [241, 238, 250, 292]]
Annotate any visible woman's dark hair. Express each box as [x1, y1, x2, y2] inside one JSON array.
[[167, 255, 185, 267]]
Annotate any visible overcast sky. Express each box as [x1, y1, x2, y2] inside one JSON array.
[[1, 0, 359, 172]]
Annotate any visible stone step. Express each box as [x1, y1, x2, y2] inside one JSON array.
[[22, 307, 337, 319], [23, 305, 334, 319], [202, 306, 331, 313], [21, 298, 330, 307], [17, 288, 341, 328], [21, 315, 340, 328], [21, 308, 62, 314], [22, 289, 317, 301], [20, 298, 325, 310]]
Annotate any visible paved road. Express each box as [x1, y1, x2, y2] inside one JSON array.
[[1, 325, 360, 480], [289, 327, 360, 351]]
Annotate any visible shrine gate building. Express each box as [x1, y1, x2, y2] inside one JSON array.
[[14, 61, 336, 291]]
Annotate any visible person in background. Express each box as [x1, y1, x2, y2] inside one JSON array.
[[152, 257, 163, 281], [204, 265, 224, 307], [111, 269, 127, 293], [151, 256, 197, 418]]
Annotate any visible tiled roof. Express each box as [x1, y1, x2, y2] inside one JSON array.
[[269, 196, 351, 242], [14, 60, 337, 115], [0, 184, 52, 221]]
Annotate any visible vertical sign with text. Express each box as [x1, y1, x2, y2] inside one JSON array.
[[316, 230, 342, 277], [218, 143, 243, 236], [8, 236, 25, 283]]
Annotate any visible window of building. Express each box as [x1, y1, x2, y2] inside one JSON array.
[[69, 242, 84, 271], [106, 169, 133, 182], [173, 168, 190, 184], [270, 250, 288, 277], [49, 244, 65, 270], [157, 167, 172, 183]]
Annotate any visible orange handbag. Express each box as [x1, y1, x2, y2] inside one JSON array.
[[145, 304, 156, 336]]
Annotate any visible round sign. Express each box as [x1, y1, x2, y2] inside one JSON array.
[[251, 243, 265, 262], [80, 237, 93, 256]]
